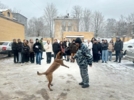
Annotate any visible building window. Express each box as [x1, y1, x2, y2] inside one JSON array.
[[62, 21, 66, 26], [8, 12, 10, 17], [68, 26, 72, 31], [62, 26, 66, 31], [68, 22, 72, 26]]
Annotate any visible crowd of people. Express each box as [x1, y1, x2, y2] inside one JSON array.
[[12, 38, 44, 65], [11, 37, 123, 66], [11, 37, 123, 88], [89, 37, 123, 63]]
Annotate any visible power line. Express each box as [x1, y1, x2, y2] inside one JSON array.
[[28, 0, 44, 11]]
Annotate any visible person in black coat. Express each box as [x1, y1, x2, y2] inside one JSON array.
[[17, 39, 23, 63], [92, 40, 99, 62], [22, 40, 30, 64], [114, 38, 123, 63], [12, 39, 18, 63], [33, 39, 42, 65], [97, 39, 102, 61], [52, 39, 61, 59]]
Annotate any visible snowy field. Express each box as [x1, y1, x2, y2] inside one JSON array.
[[0, 54, 134, 100]]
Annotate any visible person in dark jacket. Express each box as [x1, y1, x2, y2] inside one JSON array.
[[69, 40, 77, 62], [17, 39, 23, 63], [101, 40, 108, 63], [12, 39, 18, 63], [114, 38, 123, 63], [97, 39, 102, 61], [33, 39, 42, 65], [52, 39, 61, 59], [22, 40, 30, 64], [92, 39, 99, 62]]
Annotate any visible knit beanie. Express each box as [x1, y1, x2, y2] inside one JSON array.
[[75, 38, 82, 44]]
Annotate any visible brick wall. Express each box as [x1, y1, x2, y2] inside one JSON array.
[[0, 17, 25, 41]]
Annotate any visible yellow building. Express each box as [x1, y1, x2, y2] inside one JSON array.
[[54, 17, 94, 41], [0, 9, 25, 41]]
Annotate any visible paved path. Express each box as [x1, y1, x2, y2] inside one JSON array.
[[0, 57, 134, 100]]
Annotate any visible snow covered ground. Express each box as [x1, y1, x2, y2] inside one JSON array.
[[0, 54, 134, 100]]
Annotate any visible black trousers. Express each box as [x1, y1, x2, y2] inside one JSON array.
[[46, 52, 51, 63], [54, 52, 58, 59], [115, 51, 122, 62], [93, 53, 98, 62], [22, 53, 29, 63], [29, 52, 35, 63], [13, 52, 18, 63]]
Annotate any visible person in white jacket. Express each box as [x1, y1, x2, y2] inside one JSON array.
[[44, 40, 52, 64], [86, 39, 93, 55]]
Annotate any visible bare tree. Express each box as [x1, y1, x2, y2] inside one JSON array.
[[105, 18, 117, 37], [10, 8, 21, 13], [116, 15, 127, 37], [83, 8, 92, 32], [71, 5, 83, 31], [27, 17, 45, 37], [44, 3, 57, 38], [0, 1, 7, 9], [126, 13, 134, 36], [92, 11, 104, 37]]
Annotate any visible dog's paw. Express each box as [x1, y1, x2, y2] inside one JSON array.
[[50, 89, 53, 91], [37, 71, 39, 75]]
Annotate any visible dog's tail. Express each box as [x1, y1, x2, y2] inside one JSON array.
[[37, 71, 46, 75]]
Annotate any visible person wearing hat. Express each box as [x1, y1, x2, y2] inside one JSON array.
[[33, 39, 42, 65], [72, 38, 92, 88], [114, 37, 123, 63]]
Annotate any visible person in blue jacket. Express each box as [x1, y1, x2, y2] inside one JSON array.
[[72, 38, 93, 88]]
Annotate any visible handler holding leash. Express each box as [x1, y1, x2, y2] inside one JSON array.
[[72, 38, 93, 88]]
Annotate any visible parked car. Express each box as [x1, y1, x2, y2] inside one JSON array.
[[123, 39, 134, 55], [0, 41, 13, 57], [125, 46, 134, 64]]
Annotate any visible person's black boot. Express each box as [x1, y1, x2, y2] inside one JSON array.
[[82, 84, 89, 88], [79, 82, 84, 85]]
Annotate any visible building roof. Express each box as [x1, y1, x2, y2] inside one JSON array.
[[0, 9, 8, 12], [12, 13, 27, 19], [0, 14, 24, 26], [54, 17, 79, 20]]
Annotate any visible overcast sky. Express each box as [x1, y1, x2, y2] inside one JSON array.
[[0, 0, 134, 20]]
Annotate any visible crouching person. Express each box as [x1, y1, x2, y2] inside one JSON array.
[[72, 38, 92, 88]]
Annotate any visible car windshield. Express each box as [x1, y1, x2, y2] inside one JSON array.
[[2, 42, 8, 45]]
